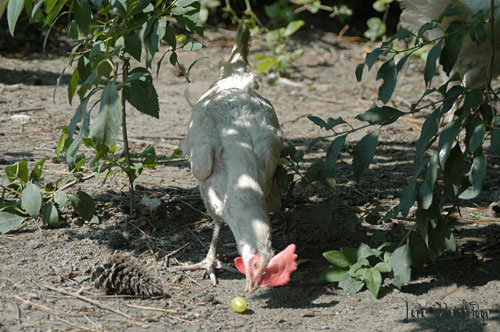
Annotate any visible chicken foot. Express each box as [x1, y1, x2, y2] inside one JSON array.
[[179, 222, 237, 285]]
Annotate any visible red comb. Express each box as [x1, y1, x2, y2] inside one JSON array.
[[234, 256, 246, 274], [234, 244, 298, 287]]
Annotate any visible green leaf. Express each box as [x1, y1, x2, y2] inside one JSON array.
[[77, 56, 91, 83], [44, 0, 57, 15], [170, 52, 178, 66], [416, 109, 440, 158], [440, 20, 465, 76], [437, 118, 462, 168], [124, 72, 159, 118], [326, 117, 347, 130], [320, 266, 349, 283], [163, 24, 176, 48], [364, 17, 386, 41], [443, 144, 463, 198], [355, 104, 405, 125], [283, 20, 305, 37], [418, 206, 456, 261], [417, 21, 438, 39], [409, 231, 428, 270], [0, 212, 27, 234], [364, 268, 382, 297], [491, 128, 500, 156], [42, 203, 62, 227], [395, 52, 412, 72], [323, 250, 352, 268], [73, 0, 91, 34], [459, 153, 486, 199], [355, 63, 364, 81], [399, 178, 416, 216], [125, 33, 142, 61], [374, 262, 392, 273], [338, 274, 365, 294], [54, 191, 68, 206], [308, 115, 327, 129], [7, 0, 24, 36], [439, 3, 460, 19], [365, 48, 381, 70], [357, 243, 375, 259], [376, 58, 397, 103], [466, 118, 486, 155], [256, 57, 277, 73], [30, 157, 47, 183], [388, 244, 411, 289], [353, 128, 380, 182], [187, 56, 208, 76], [182, 41, 204, 51], [21, 183, 42, 218], [68, 191, 96, 221], [373, 0, 386, 12], [324, 135, 346, 179], [66, 98, 90, 166], [424, 39, 442, 87], [6, 160, 29, 184], [419, 152, 438, 210], [23, 0, 33, 17], [274, 165, 289, 190], [341, 247, 358, 264], [312, 203, 332, 232], [173, 0, 202, 35], [442, 85, 464, 114], [463, 89, 481, 115], [57, 127, 68, 158], [68, 68, 79, 105], [89, 82, 123, 147]]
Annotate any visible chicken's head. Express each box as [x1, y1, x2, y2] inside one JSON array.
[[235, 244, 298, 293]]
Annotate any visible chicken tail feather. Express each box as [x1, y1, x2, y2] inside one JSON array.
[[228, 21, 250, 65]]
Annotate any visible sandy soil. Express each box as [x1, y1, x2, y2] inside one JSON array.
[[1, 28, 499, 331]]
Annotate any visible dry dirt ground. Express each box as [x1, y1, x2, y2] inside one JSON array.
[[1, 28, 500, 332]]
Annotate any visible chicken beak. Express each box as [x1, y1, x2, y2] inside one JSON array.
[[245, 270, 258, 293]]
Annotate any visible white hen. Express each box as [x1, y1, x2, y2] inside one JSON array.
[[400, 0, 500, 88], [180, 23, 297, 293]]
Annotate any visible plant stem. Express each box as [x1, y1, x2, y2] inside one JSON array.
[[121, 60, 134, 215], [487, 0, 496, 101]]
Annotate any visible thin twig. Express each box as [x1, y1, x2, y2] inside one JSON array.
[[12, 300, 22, 325], [43, 285, 133, 320], [11, 295, 94, 317], [185, 227, 208, 250], [164, 242, 190, 258], [121, 60, 135, 215], [55, 173, 96, 194], [54, 315, 96, 331], [171, 257, 204, 289], [125, 304, 194, 324], [178, 198, 209, 217]]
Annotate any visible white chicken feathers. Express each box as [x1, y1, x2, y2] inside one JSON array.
[[400, 0, 500, 88], [180, 24, 284, 291]]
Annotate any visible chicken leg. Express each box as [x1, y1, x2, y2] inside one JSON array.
[[179, 221, 236, 285]]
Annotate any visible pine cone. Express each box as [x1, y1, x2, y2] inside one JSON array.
[[92, 254, 164, 297]]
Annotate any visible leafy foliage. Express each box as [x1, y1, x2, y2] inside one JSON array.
[[321, 242, 408, 297], [0, 160, 96, 233], [305, 2, 499, 292], [7, 0, 205, 213]]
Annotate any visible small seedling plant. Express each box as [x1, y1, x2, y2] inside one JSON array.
[[0, 159, 97, 233], [3, 0, 205, 218], [320, 243, 410, 298]]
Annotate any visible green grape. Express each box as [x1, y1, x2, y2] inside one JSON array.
[[231, 296, 247, 313]]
